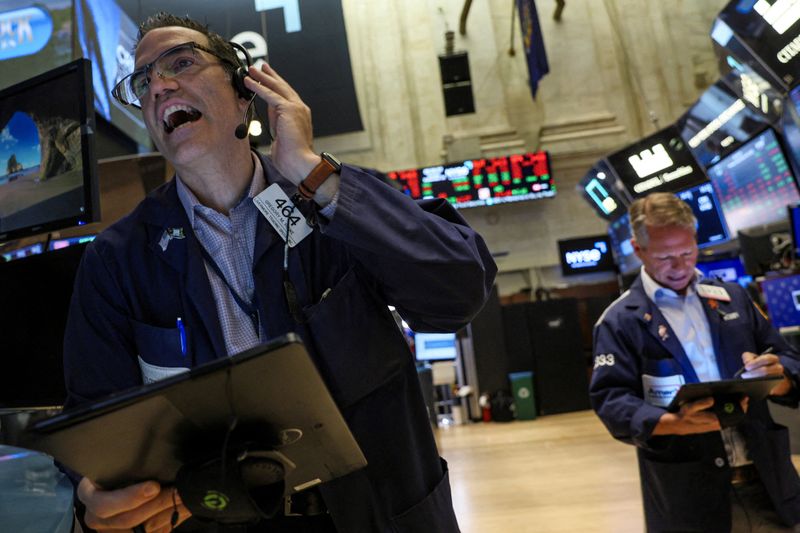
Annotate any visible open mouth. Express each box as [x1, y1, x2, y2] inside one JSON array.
[[163, 104, 202, 134]]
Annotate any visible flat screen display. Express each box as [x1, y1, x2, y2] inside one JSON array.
[[706, 127, 799, 237], [415, 332, 458, 361], [1, 242, 43, 262], [557, 235, 615, 276], [0, 59, 99, 242], [789, 203, 800, 257], [75, 0, 150, 147], [676, 182, 730, 248], [577, 159, 629, 220], [386, 152, 554, 208], [0, 242, 88, 409], [677, 80, 769, 168], [607, 125, 707, 198], [717, 0, 800, 90], [696, 256, 751, 287], [607, 213, 642, 275], [761, 273, 800, 329]]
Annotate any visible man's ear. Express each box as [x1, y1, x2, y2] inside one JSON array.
[[631, 238, 643, 259]]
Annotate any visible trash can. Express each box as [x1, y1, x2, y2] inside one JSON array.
[[509, 371, 537, 420]]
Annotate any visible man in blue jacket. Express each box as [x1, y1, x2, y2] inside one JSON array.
[[62, 12, 495, 532], [591, 192, 800, 532]]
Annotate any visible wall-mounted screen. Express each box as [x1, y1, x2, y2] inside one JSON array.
[[716, 1, 800, 90], [557, 235, 615, 276], [577, 159, 630, 220], [607, 125, 707, 198], [415, 332, 458, 362], [677, 80, 769, 168], [75, 0, 150, 147], [706, 127, 799, 237], [0, 59, 99, 242], [386, 151, 554, 208], [676, 182, 730, 248], [607, 213, 642, 275]]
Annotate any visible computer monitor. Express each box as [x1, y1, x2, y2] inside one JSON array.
[[790, 204, 800, 258], [696, 256, 751, 288], [577, 159, 630, 221], [760, 273, 800, 330], [0, 242, 89, 410], [386, 152, 555, 208], [557, 235, 615, 276], [706, 127, 799, 238], [1, 242, 44, 262], [414, 333, 458, 362], [607, 213, 642, 275], [0, 59, 99, 242], [676, 182, 730, 249], [48, 234, 96, 251], [737, 221, 791, 277]]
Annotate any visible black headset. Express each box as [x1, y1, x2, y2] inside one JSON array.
[[228, 41, 255, 101]]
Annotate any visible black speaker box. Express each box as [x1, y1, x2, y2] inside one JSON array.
[[439, 53, 475, 116], [526, 299, 591, 415], [439, 53, 471, 84], [442, 85, 475, 116]]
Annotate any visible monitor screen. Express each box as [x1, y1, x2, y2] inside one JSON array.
[[48, 234, 96, 251], [577, 159, 629, 220], [0, 59, 99, 242], [414, 332, 458, 362], [716, 1, 800, 91], [0, 242, 88, 409], [696, 256, 751, 288], [386, 152, 554, 208], [557, 235, 615, 276], [607, 213, 642, 275], [706, 127, 799, 237], [74, 0, 150, 148], [676, 80, 769, 168], [791, 203, 800, 257], [607, 125, 707, 198], [760, 273, 800, 330], [676, 182, 730, 248], [1, 242, 44, 262]]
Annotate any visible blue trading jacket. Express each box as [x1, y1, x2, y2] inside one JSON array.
[[591, 275, 800, 532], [63, 152, 497, 532]]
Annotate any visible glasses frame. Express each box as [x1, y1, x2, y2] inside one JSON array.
[[112, 41, 234, 108]]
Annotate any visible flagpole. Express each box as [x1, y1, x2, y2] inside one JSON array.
[[509, 0, 517, 56]]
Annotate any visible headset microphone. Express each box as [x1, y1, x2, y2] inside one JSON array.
[[235, 93, 258, 139]]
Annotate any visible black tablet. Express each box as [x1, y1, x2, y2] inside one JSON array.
[[666, 375, 783, 412], [21, 333, 367, 491]]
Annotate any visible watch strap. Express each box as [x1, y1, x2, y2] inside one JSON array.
[[298, 153, 340, 200]]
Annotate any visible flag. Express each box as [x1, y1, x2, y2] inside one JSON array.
[[517, 0, 549, 99]]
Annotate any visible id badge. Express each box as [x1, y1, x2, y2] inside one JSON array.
[[253, 184, 313, 247]]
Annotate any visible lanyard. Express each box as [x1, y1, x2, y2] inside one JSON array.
[[198, 244, 261, 334]]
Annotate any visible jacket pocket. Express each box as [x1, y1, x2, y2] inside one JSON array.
[[130, 319, 189, 384], [389, 458, 460, 533], [303, 267, 409, 408]]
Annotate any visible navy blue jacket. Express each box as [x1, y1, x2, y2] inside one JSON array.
[[591, 275, 800, 532], [63, 153, 497, 532]]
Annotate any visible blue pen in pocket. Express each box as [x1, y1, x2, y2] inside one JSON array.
[[177, 317, 187, 356]]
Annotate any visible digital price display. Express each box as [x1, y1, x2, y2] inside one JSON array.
[[557, 235, 615, 276], [387, 151, 554, 208], [607, 125, 707, 198], [707, 127, 799, 236]]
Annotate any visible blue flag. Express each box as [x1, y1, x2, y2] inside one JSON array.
[[517, 0, 549, 99]]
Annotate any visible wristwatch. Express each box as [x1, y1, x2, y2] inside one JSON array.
[[297, 152, 342, 200]]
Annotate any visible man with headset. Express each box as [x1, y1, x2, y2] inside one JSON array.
[[63, 12, 495, 532]]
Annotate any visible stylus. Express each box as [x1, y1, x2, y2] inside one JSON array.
[[732, 347, 773, 379]]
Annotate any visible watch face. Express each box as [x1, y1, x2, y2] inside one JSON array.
[[322, 152, 342, 171]]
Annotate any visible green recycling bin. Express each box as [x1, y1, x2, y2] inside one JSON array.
[[509, 371, 537, 420]]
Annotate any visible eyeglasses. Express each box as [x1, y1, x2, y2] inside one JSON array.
[[112, 41, 232, 107]]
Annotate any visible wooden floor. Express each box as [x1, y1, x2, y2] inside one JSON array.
[[437, 410, 645, 533]]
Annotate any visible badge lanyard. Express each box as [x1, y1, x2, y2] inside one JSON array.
[[198, 245, 261, 335]]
